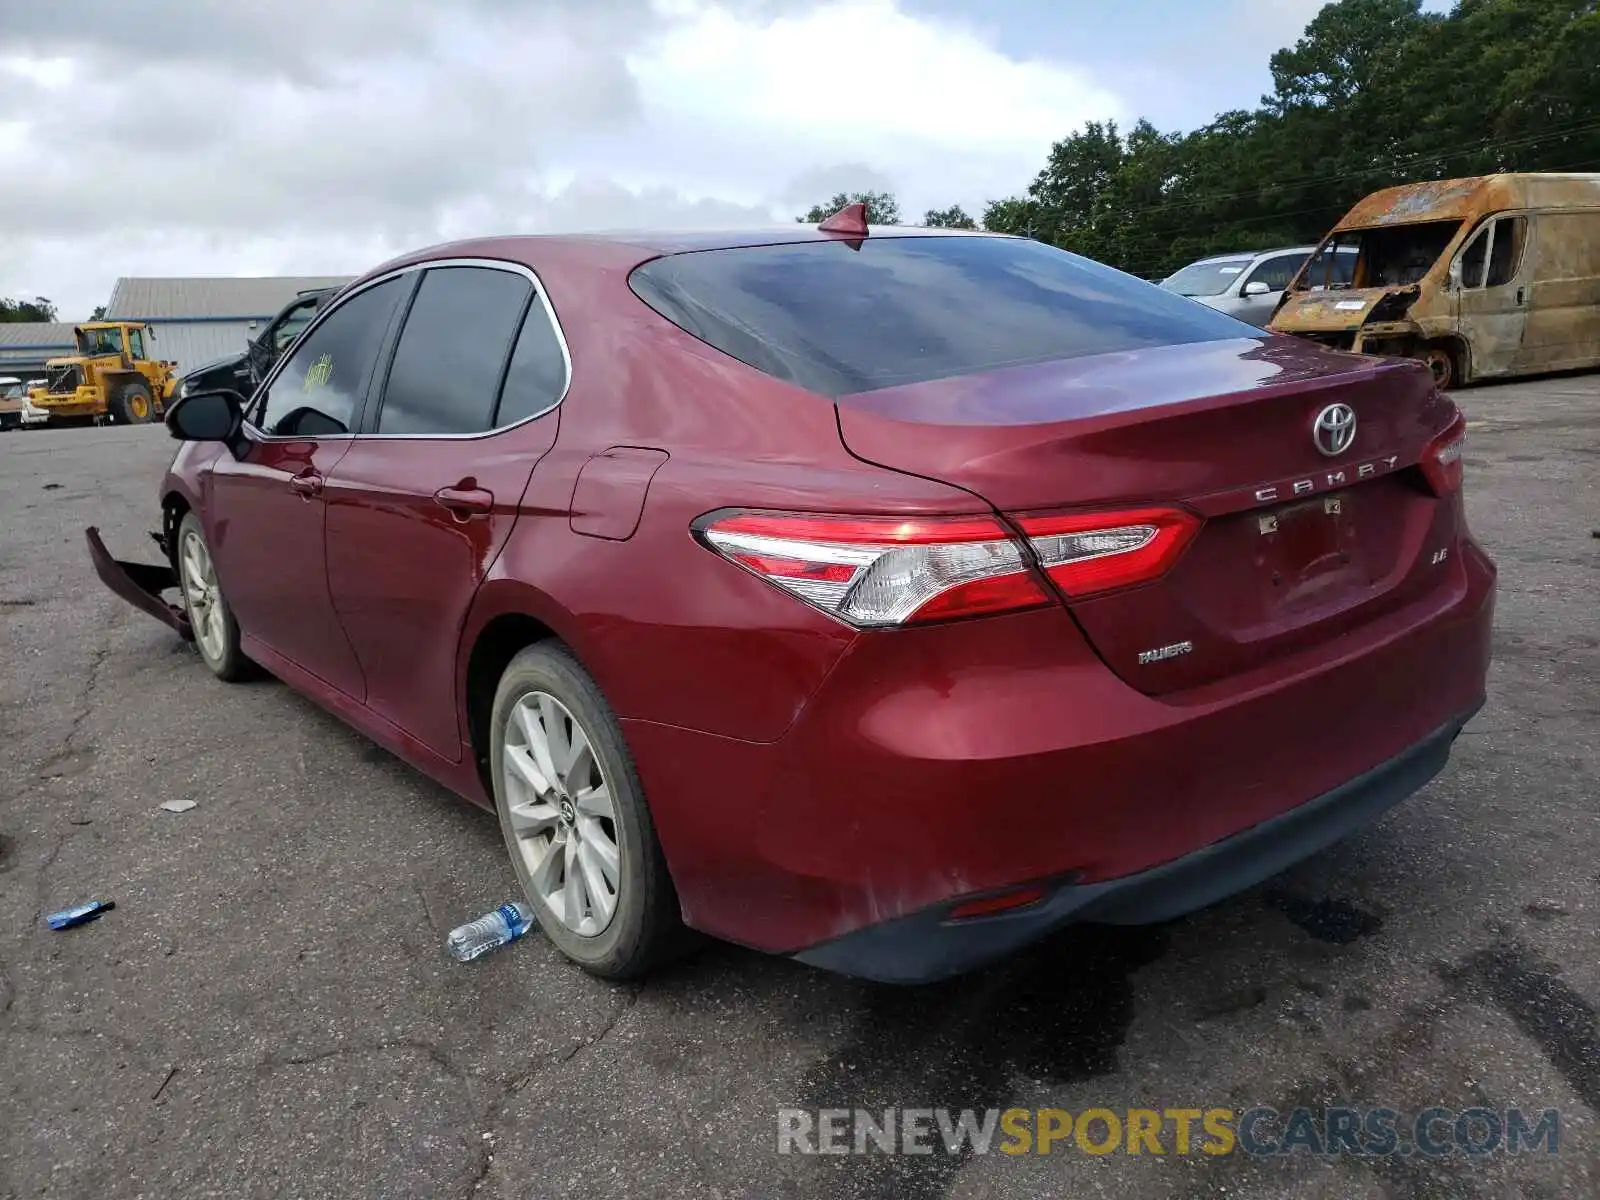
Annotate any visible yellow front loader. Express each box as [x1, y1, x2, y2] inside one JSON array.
[[27, 322, 180, 425]]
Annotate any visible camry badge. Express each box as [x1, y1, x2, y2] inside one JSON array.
[[1313, 403, 1357, 457]]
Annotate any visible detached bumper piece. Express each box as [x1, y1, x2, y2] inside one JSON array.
[[85, 526, 193, 642], [794, 707, 1479, 984]]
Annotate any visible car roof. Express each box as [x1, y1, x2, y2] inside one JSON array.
[[354, 225, 1005, 283], [1187, 245, 1341, 267], [1187, 252, 1263, 265], [494, 224, 993, 255]]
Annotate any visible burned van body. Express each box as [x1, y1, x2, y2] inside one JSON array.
[[1270, 173, 1600, 389]]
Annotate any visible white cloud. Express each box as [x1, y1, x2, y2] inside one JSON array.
[[0, 0, 1127, 317], [631, 0, 1125, 220], [636, 0, 1120, 155]]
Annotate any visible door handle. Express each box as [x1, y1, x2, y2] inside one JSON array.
[[289, 471, 323, 498], [433, 485, 494, 518], [1515, 287, 1525, 305]]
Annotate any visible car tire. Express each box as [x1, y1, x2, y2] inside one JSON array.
[[175, 512, 251, 681], [111, 381, 155, 424], [1421, 343, 1460, 391], [491, 642, 685, 979]]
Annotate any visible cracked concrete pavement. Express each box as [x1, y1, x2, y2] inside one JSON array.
[[1, 374, 1597, 1199]]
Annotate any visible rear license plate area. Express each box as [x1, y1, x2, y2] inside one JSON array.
[[1255, 491, 1357, 603]]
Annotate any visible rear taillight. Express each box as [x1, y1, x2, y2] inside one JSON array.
[[1017, 507, 1201, 598], [1420, 414, 1467, 496], [697, 511, 1049, 627], [696, 504, 1200, 628]]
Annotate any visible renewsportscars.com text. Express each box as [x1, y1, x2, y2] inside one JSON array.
[[777, 1106, 1561, 1158]]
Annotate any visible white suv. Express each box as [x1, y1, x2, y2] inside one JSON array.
[[1160, 245, 1357, 327]]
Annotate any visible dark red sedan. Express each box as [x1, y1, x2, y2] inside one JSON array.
[[90, 210, 1494, 983]]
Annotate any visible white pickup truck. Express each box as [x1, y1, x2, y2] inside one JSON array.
[[0, 376, 50, 430]]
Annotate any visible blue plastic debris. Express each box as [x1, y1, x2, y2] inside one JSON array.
[[46, 899, 115, 930]]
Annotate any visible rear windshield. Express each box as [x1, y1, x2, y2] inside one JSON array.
[[1160, 258, 1255, 297], [630, 235, 1255, 397]]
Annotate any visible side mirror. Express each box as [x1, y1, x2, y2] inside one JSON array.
[[1243, 280, 1272, 297], [166, 388, 249, 458]]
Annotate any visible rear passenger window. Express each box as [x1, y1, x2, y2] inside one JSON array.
[[494, 297, 568, 425], [376, 267, 531, 435], [1244, 253, 1305, 293]]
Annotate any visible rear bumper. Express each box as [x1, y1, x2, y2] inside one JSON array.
[[794, 705, 1478, 983], [85, 527, 193, 640], [626, 534, 1495, 970]]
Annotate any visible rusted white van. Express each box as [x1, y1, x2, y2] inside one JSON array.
[[1269, 173, 1600, 388]]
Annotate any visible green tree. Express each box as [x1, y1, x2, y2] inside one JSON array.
[[90, 305, 107, 320], [983, 0, 1600, 281], [1266, 0, 1431, 110], [0, 297, 58, 323], [922, 205, 977, 229], [797, 191, 901, 225], [981, 197, 1039, 236]]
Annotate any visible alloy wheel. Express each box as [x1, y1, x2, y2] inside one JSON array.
[[501, 691, 622, 937], [179, 530, 226, 663]]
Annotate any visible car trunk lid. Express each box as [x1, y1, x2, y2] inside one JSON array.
[[835, 336, 1463, 694]]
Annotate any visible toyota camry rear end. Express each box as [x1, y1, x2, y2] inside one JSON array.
[[600, 226, 1494, 983]]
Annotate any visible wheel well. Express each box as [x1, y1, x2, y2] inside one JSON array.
[[1426, 336, 1469, 382], [464, 613, 559, 803], [161, 492, 190, 570]]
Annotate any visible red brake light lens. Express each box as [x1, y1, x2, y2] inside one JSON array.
[[697, 510, 1050, 628], [1420, 413, 1467, 496], [1017, 506, 1201, 598]]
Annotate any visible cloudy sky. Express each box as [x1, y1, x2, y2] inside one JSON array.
[[3, 0, 1373, 317]]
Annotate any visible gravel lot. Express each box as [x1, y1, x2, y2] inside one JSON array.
[[1, 374, 1596, 1199]]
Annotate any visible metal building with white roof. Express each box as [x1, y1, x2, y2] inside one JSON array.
[[102, 276, 354, 375]]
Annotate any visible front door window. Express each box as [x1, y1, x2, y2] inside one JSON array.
[[1458, 216, 1529, 292], [252, 279, 404, 437]]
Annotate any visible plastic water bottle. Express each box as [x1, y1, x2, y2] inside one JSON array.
[[446, 901, 537, 962]]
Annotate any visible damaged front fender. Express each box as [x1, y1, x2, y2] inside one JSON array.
[[1364, 285, 1422, 323], [85, 526, 193, 641], [1270, 284, 1421, 336]]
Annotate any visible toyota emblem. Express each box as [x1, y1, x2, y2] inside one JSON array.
[[1313, 403, 1357, 457]]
